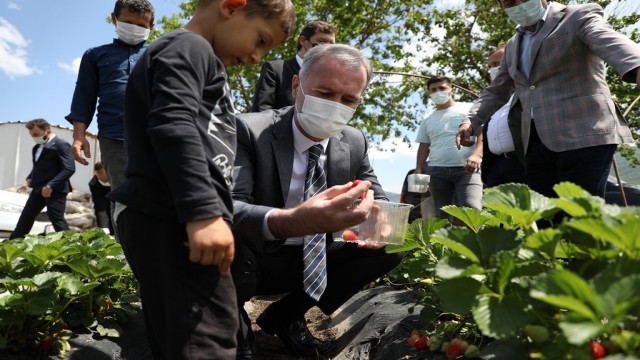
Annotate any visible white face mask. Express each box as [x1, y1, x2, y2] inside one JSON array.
[[296, 85, 356, 140], [504, 0, 546, 27], [430, 91, 451, 105], [32, 134, 47, 145], [489, 66, 500, 82], [116, 21, 150, 45]]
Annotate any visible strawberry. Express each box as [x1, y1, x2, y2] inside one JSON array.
[[446, 338, 466, 359], [429, 336, 442, 352], [414, 335, 428, 350], [407, 334, 420, 346], [591, 341, 606, 359], [524, 324, 550, 343], [351, 179, 367, 200], [39, 335, 54, 352], [342, 229, 358, 241]]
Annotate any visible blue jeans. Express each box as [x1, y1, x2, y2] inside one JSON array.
[[427, 166, 483, 219]]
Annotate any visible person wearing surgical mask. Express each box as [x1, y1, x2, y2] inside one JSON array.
[[10, 119, 75, 240], [65, 0, 154, 234], [231, 44, 403, 359], [468, 46, 526, 188], [415, 75, 483, 222], [66, 0, 154, 191], [458, 0, 640, 201]]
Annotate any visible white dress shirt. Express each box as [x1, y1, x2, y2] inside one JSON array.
[[262, 116, 330, 245], [487, 95, 516, 155]]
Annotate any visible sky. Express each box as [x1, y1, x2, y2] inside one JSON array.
[[1, 0, 638, 195], [0, 0, 421, 194]]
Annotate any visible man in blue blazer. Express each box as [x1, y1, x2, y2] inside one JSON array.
[[233, 45, 403, 359], [10, 119, 75, 239]]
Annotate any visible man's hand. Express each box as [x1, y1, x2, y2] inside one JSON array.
[[185, 216, 235, 272], [26, 179, 32, 188], [71, 135, 91, 166], [41, 185, 52, 198], [269, 181, 375, 238], [464, 154, 482, 173], [456, 123, 475, 149]]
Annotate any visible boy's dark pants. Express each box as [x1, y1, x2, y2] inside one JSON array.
[[118, 207, 238, 360]]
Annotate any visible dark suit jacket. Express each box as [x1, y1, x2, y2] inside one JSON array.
[[28, 136, 75, 193], [251, 58, 300, 112], [232, 107, 387, 253]]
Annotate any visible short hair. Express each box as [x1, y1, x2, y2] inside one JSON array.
[[198, 0, 296, 39], [489, 45, 505, 57], [114, 0, 155, 24], [94, 161, 105, 172], [427, 75, 452, 89], [297, 20, 337, 51], [25, 119, 51, 131], [299, 44, 373, 90]]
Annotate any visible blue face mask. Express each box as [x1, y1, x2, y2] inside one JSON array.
[[504, 0, 546, 27]]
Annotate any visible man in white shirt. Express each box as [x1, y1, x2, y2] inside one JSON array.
[[415, 75, 483, 220]]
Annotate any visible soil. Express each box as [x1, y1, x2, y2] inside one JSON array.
[[246, 295, 336, 360]]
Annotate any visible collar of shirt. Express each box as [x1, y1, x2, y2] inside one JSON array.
[[515, 3, 551, 35], [113, 38, 148, 48], [295, 54, 304, 68]]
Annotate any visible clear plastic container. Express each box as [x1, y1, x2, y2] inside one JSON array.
[[334, 200, 412, 245]]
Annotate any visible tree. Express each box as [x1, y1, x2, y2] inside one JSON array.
[[154, 0, 640, 157]]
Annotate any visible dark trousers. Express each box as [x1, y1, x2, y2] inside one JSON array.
[[233, 241, 404, 321], [117, 207, 238, 360], [526, 122, 616, 199], [10, 188, 68, 239], [485, 154, 526, 187]]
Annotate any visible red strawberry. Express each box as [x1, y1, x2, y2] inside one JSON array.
[[351, 179, 367, 200], [40, 335, 54, 352], [446, 338, 466, 359], [414, 336, 428, 350], [591, 341, 606, 359], [407, 334, 420, 346], [342, 229, 358, 241]]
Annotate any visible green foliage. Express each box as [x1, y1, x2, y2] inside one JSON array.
[[0, 229, 139, 355], [390, 182, 640, 357]]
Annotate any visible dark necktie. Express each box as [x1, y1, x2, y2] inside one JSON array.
[[302, 144, 328, 301]]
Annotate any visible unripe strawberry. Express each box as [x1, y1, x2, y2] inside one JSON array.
[[414, 336, 428, 350], [591, 341, 606, 359], [464, 345, 480, 358], [429, 336, 442, 352], [523, 324, 550, 343], [441, 341, 450, 352]]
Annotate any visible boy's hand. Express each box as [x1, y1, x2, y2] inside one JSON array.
[[186, 216, 235, 272]]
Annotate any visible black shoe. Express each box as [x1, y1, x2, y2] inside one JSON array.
[[256, 306, 331, 357], [236, 306, 255, 360]]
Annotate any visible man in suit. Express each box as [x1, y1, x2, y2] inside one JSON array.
[[251, 20, 336, 112], [10, 119, 75, 239], [233, 44, 403, 359], [88, 161, 113, 234], [457, 0, 640, 198]]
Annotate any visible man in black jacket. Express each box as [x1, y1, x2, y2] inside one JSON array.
[[10, 119, 75, 239], [252, 20, 336, 112]]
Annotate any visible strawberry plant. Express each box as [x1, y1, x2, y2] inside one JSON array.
[[0, 228, 139, 355], [389, 183, 640, 358]]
